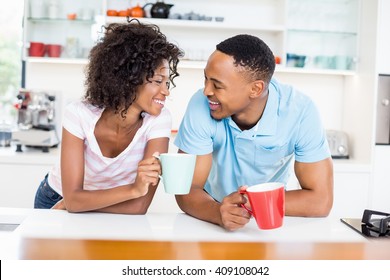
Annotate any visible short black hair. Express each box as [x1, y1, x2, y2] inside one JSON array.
[[216, 34, 275, 85], [85, 19, 184, 117]]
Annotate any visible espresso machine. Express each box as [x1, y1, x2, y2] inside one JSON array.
[[12, 89, 60, 152]]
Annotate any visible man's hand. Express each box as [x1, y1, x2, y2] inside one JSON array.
[[219, 186, 252, 231]]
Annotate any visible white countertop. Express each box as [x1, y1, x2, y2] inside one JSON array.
[[0, 207, 366, 244], [0, 145, 59, 165]]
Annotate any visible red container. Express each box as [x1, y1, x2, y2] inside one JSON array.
[[47, 44, 62, 58], [29, 42, 46, 57], [240, 182, 285, 230]]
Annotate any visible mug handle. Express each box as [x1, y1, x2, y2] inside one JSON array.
[[239, 189, 253, 215], [152, 154, 163, 180], [43, 44, 48, 56]]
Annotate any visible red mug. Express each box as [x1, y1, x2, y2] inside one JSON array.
[[46, 44, 62, 58], [240, 182, 285, 230], [29, 42, 46, 57]]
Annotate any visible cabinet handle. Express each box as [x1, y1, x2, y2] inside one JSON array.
[[381, 99, 389, 106]]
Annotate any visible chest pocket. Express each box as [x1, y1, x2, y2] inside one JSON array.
[[255, 143, 292, 168]]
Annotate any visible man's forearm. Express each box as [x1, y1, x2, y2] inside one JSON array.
[[175, 187, 222, 226]]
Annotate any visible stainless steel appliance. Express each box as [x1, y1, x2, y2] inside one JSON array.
[[12, 89, 60, 152], [326, 130, 349, 159], [341, 209, 390, 238], [376, 74, 390, 144]]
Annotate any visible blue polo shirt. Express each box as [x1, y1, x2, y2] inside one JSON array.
[[174, 79, 330, 202]]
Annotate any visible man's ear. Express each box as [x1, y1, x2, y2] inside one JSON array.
[[249, 80, 265, 98]]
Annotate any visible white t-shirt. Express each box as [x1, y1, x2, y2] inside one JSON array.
[[48, 100, 172, 195]]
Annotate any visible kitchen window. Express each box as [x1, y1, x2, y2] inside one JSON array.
[[0, 0, 24, 125]]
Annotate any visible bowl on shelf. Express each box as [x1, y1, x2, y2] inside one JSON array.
[[47, 44, 62, 58], [67, 13, 77, 20], [28, 42, 46, 57], [106, 10, 118, 17]]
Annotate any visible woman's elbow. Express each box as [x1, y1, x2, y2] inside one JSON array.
[[65, 203, 85, 213]]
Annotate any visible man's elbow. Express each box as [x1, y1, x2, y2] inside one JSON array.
[[315, 195, 333, 217]]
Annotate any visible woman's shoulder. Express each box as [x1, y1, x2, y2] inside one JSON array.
[[158, 107, 172, 119], [141, 107, 172, 121], [65, 99, 103, 117]]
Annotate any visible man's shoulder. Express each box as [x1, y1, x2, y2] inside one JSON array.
[[270, 78, 312, 107], [187, 88, 211, 114], [189, 88, 207, 103]]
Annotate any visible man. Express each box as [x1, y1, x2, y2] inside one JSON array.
[[174, 34, 333, 231]]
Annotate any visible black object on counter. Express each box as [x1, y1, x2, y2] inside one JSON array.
[[341, 209, 390, 238]]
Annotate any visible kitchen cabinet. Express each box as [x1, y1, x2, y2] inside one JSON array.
[[331, 168, 371, 218], [0, 163, 49, 208], [377, 0, 390, 74], [23, 0, 360, 74], [103, 0, 360, 73], [372, 145, 390, 213], [157, 0, 360, 74], [371, 0, 390, 214], [287, 162, 371, 219], [286, 0, 359, 71], [23, 0, 103, 61], [0, 146, 59, 208]]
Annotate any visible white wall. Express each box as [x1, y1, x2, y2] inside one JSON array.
[[24, 0, 380, 165]]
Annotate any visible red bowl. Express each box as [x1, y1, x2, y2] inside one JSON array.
[[46, 44, 62, 58], [29, 42, 46, 57]]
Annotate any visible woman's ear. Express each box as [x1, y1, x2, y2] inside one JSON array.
[[249, 80, 265, 98]]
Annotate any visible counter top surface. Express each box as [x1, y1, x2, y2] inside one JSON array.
[[0, 145, 59, 165], [0, 207, 367, 243], [2, 207, 390, 260]]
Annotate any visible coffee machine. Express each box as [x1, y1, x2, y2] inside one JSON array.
[[12, 89, 60, 152]]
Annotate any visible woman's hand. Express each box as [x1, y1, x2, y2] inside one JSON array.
[[51, 199, 66, 210], [133, 152, 162, 197]]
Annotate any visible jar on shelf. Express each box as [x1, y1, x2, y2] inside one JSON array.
[[47, 0, 61, 19], [30, 0, 46, 18]]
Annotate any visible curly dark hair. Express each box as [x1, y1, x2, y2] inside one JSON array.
[[84, 19, 184, 117], [216, 34, 275, 86]]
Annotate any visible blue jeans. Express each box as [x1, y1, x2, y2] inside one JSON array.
[[34, 174, 63, 209]]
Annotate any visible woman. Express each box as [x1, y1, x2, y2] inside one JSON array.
[[34, 19, 184, 214]]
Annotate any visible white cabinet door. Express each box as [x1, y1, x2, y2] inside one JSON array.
[[378, 0, 390, 74], [0, 164, 52, 208], [372, 145, 390, 212], [286, 164, 371, 219], [330, 171, 370, 218]]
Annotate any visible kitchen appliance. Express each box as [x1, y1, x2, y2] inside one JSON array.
[[375, 74, 390, 144], [326, 130, 349, 159], [143, 1, 174, 19], [12, 89, 60, 153], [341, 209, 390, 238], [0, 122, 12, 147]]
